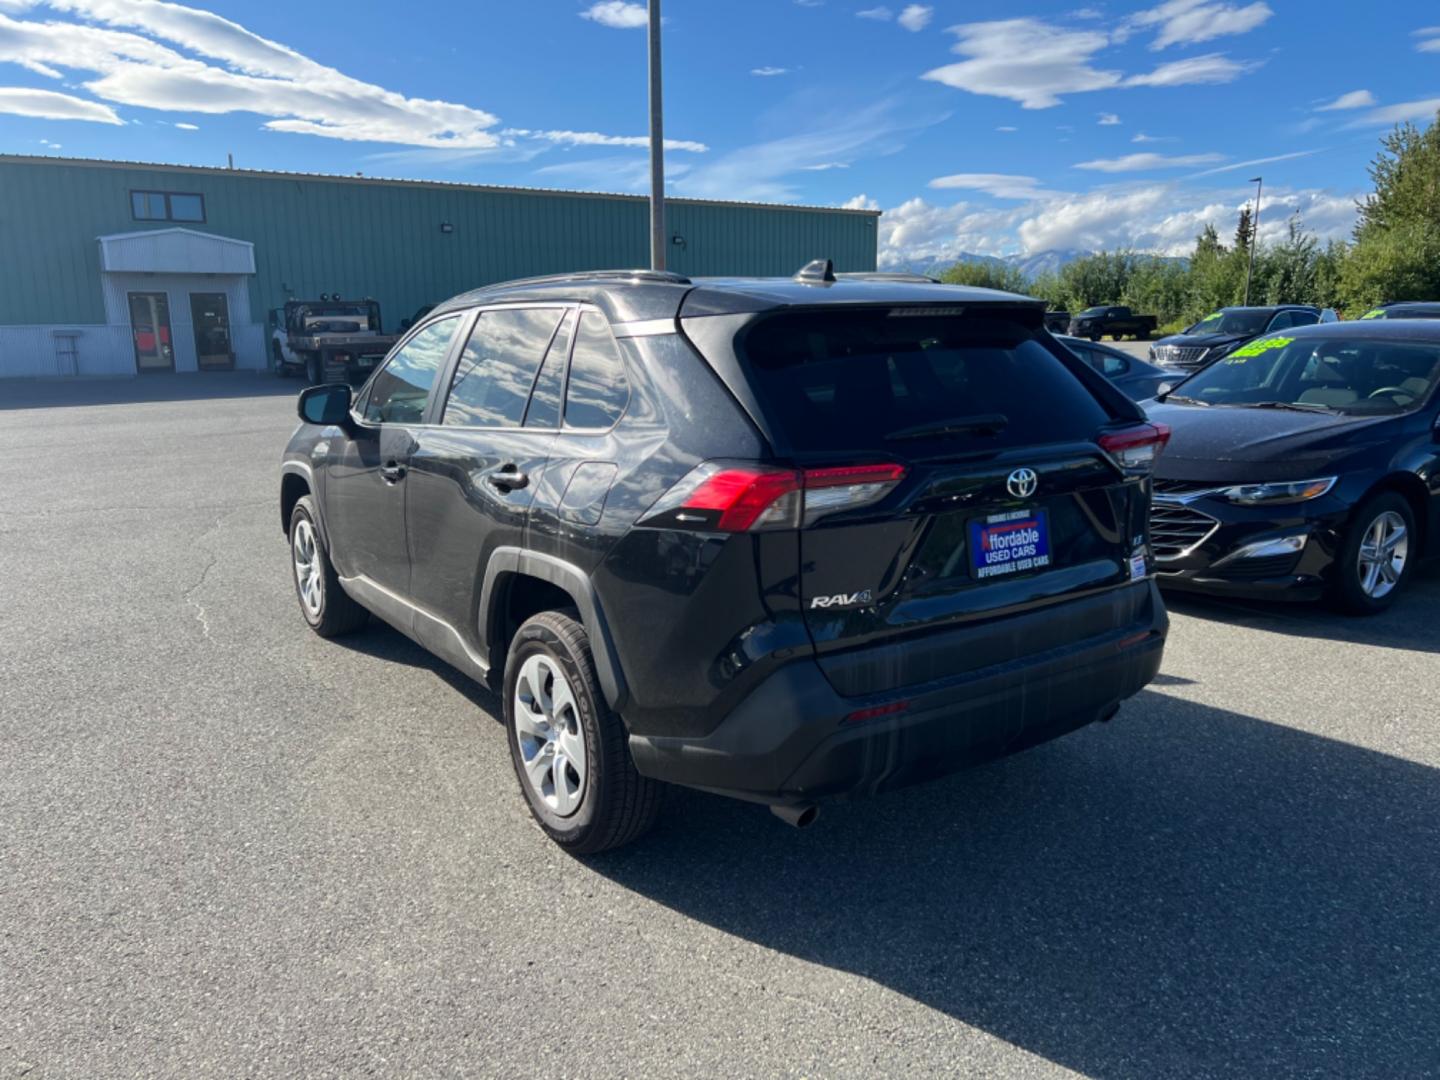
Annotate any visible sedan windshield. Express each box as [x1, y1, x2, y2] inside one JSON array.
[[1173, 335, 1440, 415], [1187, 309, 1271, 335]]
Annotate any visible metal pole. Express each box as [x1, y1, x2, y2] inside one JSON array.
[[1244, 176, 1262, 306], [647, 0, 666, 271]]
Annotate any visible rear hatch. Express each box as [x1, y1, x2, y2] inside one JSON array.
[[716, 305, 1162, 695]]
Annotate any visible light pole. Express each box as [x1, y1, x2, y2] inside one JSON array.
[[647, 0, 665, 272], [1243, 175, 1262, 306]]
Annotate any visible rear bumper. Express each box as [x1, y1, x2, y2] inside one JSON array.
[[628, 582, 1167, 805]]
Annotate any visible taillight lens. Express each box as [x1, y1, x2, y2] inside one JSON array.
[[643, 461, 907, 532], [1098, 422, 1171, 475]]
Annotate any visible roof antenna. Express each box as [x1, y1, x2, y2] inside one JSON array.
[[227, 152, 234, 170], [795, 258, 836, 284]]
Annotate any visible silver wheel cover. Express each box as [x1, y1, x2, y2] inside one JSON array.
[[1357, 510, 1408, 599], [513, 654, 588, 818], [292, 518, 324, 618]]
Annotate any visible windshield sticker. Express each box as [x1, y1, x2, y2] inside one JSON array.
[[1361, 309, 1385, 320], [1225, 335, 1293, 362]]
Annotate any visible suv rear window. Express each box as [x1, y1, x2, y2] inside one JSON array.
[[737, 311, 1111, 454]]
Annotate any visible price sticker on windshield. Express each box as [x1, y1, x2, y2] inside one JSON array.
[[1224, 335, 1293, 362], [1361, 309, 1385, 320]]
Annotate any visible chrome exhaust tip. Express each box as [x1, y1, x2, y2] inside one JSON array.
[[770, 803, 820, 829]]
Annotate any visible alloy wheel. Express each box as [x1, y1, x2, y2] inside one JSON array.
[[1357, 510, 1408, 599], [513, 654, 588, 817]]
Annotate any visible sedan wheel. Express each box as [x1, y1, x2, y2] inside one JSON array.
[[1357, 510, 1408, 600]]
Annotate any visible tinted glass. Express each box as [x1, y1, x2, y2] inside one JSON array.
[[443, 307, 563, 428], [1094, 348, 1129, 377], [738, 312, 1110, 455], [1176, 335, 1440, 415], [131, 192, 166, 219], [1190, 309, 1272, 335], [525, 310, 575, 429], [363, 316, 460, 425], [565, 312, 630, 429], [168, 194, 204, 221]]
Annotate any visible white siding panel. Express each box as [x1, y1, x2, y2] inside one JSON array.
[[0, 325, 134, 377], [98, 228, 256, 275]]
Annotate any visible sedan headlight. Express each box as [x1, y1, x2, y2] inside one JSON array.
[[1220, 478, 1337, 505]]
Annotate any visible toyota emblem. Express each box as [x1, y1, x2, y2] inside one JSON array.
[[1007, 468, 1038, 499]]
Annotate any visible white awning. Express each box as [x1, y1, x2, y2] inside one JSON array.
[[98, 227, 256, 275]]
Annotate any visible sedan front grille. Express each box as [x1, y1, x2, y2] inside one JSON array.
[[1152, 345, 1210, 368], [1150, 502, 1220, 560]]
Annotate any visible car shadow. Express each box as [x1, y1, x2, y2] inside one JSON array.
[[0, 373, 300, 410], [1161, 564, 1440, 655], [334, 621, 502, 717], [589, 691, 1440, 1076]]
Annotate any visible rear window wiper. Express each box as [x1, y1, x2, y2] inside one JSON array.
[[884, 413, 1009, 441]]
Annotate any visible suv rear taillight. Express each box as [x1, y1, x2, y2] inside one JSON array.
[[643, 462, 907, 532], [1098, 423, 1171, 476]]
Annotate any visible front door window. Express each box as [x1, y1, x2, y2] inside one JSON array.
[[128, 292, 173, 373], [190, 293, 233, 371]]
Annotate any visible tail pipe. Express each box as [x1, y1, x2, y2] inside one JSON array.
[[770, 803, 820, 829]]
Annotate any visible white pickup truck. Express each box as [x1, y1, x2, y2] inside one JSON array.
[[268, 298, 399, 384]]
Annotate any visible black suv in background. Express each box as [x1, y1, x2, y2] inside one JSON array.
[[280, 264, 1170, 851], [1360, 302, 1440, 321], [1150, 305, 1330, 371]]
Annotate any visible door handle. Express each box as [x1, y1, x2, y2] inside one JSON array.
[[486, 464, 529, 492], [380, 461, 407, 483]]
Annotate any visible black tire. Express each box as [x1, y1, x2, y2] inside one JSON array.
[[504, 611, 661, 854], [1331, 491, 1417, 615], [305, 354, 322, 385], [288, 495, 368, 637]]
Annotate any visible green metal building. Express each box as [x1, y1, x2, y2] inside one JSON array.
[[0, 155, 879, 377]]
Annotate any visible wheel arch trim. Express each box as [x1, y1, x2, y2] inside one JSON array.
[[479, 547, 629, 711]]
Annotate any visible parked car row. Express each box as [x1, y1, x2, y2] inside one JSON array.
[[278, 267, 1438, 853], [1150, 305, 1339, 371]]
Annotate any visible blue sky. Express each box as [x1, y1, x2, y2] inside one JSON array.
[[2, 0, 1439, 264]]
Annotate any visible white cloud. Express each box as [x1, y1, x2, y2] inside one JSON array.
[[923, 19, 1120, 109], [172, 119, 196, 129], [676, 99, 937, 202], [802, 161, 850, 170], [1349, 97, 1440, 128], [1074, 151, 1224, 172], [0, 1, 702, 153], [1123, 0, 1272, 50], [1098, 112, 1121, 125], [873, 185, 1358, 266], [1316, 89, 1376, 111], [0, 84, 122, 123], [857, 6, 892, 20], [1188, 149, 1324, 177], [579, 2, 647, 29], [751, 66, 789, 76], [1131, 131, 1176, 143], [996, 125, 1018, 132], [1414, 27, 1440, 53], [929, 172, 1054, 199], [842, 193, 881, 210], [1124, 53, 1256, 88], [503, 128, 707, 152], [897, 4, 932, 31], [923, 19, 1254, 109]]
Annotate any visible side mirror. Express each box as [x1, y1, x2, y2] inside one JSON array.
[[1156, 382, 1174, 400], [298, 383, 353, 427]]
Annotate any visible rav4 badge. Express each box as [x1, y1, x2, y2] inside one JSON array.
[[810, 590, 873, 609]]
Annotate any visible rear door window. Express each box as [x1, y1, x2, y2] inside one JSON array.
[[565, 311, 630, 430], [442, 307, 564, 428], [737, 311, 1111, 455], [524, 310, 576, 429]]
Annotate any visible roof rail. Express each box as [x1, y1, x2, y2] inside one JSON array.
[[795, 258, 836, 284], [480, 269, 693, 289], [836, 271, 941, 284]]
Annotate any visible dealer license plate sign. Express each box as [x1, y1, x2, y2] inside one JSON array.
[[969, 509, 1052, 580]]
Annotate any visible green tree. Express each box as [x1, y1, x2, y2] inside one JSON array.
[[939, 260, 1030, 293], [1234, 206, 1254, 253]]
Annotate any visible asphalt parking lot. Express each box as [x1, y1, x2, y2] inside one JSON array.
[[3, 376, 1438, 1078]]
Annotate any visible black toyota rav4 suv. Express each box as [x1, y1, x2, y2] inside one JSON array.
[[279, 265, 1170, 852]]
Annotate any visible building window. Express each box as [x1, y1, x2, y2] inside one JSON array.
[[131, 190, 206, 223]]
